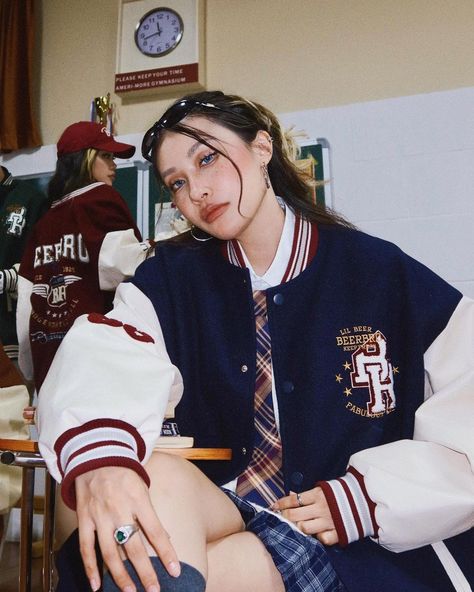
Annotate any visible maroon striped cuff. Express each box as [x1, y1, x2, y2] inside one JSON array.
[[317, 467, 379, 547], [54, 419, 150, 510]]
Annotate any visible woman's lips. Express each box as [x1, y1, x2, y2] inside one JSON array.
[[202, 203, 228, 223]]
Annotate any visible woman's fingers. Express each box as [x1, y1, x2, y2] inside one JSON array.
[[22, 405, 35, 423], [271, 486, 339, 544], [282, 507, 334, 529], [98, 520, 167, 592], [121, 533, 162, 591], [76, 515, 101, 591], [271, 490, 299, 511], [316, 529, 339, 546], [137, 499, 181, 578], [295, 517, 334, 536], [74, 466, 181, 591]]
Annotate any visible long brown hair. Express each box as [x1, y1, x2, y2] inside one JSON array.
[[151, 90, 353, 230], [47, 148, 99, 204]]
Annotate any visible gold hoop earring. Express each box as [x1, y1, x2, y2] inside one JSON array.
[[261, 163, 271, 189]]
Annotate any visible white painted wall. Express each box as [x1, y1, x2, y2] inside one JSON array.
[[2, 86, 473, 297], [280, 87, 474, 298]]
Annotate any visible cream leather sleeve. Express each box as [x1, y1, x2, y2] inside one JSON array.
[[37, 282, 183, 485], [16, 275, 34, 382], [98, 229, 152, 290], [349, 296, 474, 552]]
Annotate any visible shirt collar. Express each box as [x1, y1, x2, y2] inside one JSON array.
[[223, 200, 318, 289]]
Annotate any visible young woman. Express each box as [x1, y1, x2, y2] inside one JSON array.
[[37, 92, 473, 592], [17, 122, 151, 390]]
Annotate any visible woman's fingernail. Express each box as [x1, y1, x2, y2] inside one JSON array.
[[123, 586, 134, 592], [168, 560, 181, 577], [147, 586, 159, 592], [90, 579, 99, 592]]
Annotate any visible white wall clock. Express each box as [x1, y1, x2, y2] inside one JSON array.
[[115, 0, 206, 97]]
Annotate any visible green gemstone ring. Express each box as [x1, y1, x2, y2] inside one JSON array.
[[113, 523, 139, 545]]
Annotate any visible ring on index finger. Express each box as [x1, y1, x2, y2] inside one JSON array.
[[296, 492, 304, 507], [113, 523, 140, 545]]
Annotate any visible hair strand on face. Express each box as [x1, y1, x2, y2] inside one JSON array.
[[150, 90, 354, 239]]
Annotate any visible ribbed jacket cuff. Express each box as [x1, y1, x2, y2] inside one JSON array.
[[1, 264, 19, 294], [54, 419, 150, 510], [317, 467, 379, 547]]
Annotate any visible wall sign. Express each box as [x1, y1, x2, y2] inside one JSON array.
[[115, 0, 206, 97]]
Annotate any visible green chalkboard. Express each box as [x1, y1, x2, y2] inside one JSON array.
[[113, 166, 139, 223], [17, 173, 51, 197]]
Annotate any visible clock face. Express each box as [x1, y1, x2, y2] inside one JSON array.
[[135, 7, 184, 57]]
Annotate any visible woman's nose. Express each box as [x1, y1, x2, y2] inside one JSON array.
[[189, 182, 209, 203]]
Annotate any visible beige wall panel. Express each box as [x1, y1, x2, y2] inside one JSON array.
[[39, 0, 474, 144]]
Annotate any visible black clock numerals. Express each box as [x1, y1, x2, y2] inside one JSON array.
[[135, 8, 183, 57]]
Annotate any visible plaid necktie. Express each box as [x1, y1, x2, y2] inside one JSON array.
[[236, 290, 285, 506]]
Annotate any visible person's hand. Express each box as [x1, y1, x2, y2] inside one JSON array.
[[23, 406, 36, 424], [75, 466, 181, 592], [271, 487, 339, 546]]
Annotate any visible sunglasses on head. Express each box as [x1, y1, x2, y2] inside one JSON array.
[[141, 99, 225, 162]]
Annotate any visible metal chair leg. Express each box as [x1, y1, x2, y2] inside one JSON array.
[[43, 471, 56, 591], [19, 466, 35, 592]]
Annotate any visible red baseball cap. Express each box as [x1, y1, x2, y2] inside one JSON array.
[[57, 122, 136, 159]]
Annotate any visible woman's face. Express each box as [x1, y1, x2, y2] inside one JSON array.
[[91, 151, 116, 185], [156, 116, 273, 241]]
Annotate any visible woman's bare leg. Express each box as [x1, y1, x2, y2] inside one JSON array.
[[147, 453, 284, 590], [207, 532, 285, 592], [55, 451, 284, 590], [144, 452, 245, 577]]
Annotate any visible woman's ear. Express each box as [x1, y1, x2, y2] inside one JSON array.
[[251, 130, 273, 163]]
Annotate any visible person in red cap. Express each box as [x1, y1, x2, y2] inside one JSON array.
[[16, 122, 152, 391]]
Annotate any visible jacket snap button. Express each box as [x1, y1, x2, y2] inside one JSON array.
[[291, 471, 303, 485], [241, 364, 248, 373], [282, 381, 294, 393], [241, 447, 247, 455], [273, 293, 284, 305], [291, 471, 304, 486]]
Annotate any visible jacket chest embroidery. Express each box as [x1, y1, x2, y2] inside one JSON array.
[[5, 205, 27, 236], [335, 326, 398, 418], [33, 273, 82, 308]]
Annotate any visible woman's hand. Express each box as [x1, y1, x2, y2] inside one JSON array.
[[22, 406, 36, 424], [75, 466, 180, 592], [271, 487, 339, 546]]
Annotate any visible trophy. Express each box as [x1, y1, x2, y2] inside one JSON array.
[[90, 93, 113, 132]]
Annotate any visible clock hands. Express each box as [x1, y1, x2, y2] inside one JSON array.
[[142, 21, 163, 41]]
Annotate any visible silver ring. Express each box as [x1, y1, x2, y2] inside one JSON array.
[[296, 492, 304, 507], [113, 523, 139, 545]]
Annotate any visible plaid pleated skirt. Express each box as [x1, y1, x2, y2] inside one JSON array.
[[223, 489, 345, 592]]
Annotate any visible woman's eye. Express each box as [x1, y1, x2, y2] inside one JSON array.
[[170, 179, 185, 192], [200, 151, 217, 166]]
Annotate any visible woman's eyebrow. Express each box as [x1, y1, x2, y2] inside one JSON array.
[[161, 166, 176, 179], [161, 140, 204, 179], [187, 140, 202, 157]]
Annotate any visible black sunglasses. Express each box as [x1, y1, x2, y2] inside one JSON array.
[[141, 99, 224, 162]]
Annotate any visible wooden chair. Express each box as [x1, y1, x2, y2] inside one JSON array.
[[0, 438, 231, 592]]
